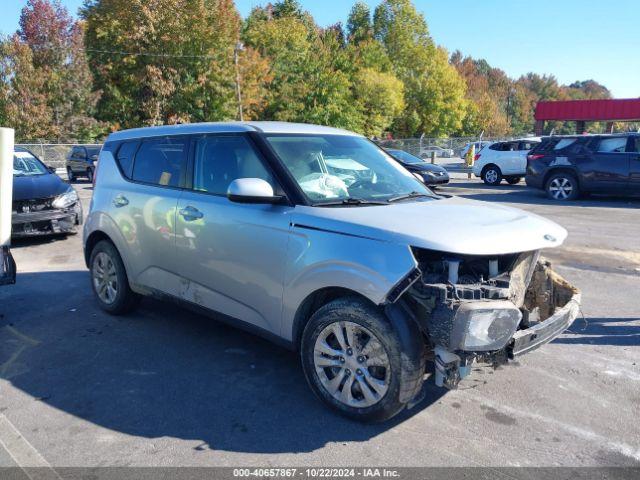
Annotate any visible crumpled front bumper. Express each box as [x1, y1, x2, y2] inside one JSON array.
[[12, 203, 82, 237], [403, 258, 581, 389], [508, 264, 581, 358]]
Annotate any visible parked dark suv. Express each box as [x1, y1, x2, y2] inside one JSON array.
[[66, 145, 101, 182], [526, 133, 640, 200]]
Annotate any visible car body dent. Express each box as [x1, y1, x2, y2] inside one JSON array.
[[281, 216, 417, 341]]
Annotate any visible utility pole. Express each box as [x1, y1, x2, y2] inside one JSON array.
[[234, 42, 244, 122]]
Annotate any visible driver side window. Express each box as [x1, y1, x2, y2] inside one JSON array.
[[193, 135, 277, 195]]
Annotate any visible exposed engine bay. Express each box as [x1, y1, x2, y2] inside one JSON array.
[[395, 247, 581, 389]]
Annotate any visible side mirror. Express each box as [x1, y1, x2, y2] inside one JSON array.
[[227, 178, 284, 204]]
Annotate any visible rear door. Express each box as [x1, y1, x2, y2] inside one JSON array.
[[499, 142, 521, 174], [69, 147, 84, 172], [582, 136, 630, 192], [112, 135, 189, 296], [516, 141, 538, 174], [627, 136, 640, 193]]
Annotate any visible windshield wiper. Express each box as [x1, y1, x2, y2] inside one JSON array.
[[387, 191, 434, 203], [314, 198, 389, 207]]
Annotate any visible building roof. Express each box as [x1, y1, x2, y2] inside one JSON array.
[[107, 121, 360, 142], [535, 98, 640, 122]]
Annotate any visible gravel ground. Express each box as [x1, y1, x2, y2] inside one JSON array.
[[0, 177, 638, 471]]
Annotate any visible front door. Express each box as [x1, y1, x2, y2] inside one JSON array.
[[581, 136, 630, 192], [175, 133, 291, 335], [627, 136, 640, 193]]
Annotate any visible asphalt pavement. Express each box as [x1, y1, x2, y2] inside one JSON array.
[[0, 177, 639, 469]]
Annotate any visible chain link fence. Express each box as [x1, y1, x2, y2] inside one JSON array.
[[17, 143, 103, 170], [374, 135, 531, 159]]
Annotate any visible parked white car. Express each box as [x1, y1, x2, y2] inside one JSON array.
[[419, 145, 454, 159], [473, 138, 541, 185], [460, 141, 491, 159]]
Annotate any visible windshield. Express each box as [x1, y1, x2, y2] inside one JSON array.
[[13, 151, 49, 176], [388, 149, 423, 164], [265, 135, 436, 205]]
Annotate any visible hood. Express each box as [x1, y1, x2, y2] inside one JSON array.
[[292, 196, 567, 256], [12, 173, 69, 202], [404, 162, 448, 174]]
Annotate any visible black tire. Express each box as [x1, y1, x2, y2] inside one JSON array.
[[301, 297, 425, 422], [86, 167, 94, 183], [481, 165, 502, 185], [506, 176, 522, 185], [66, 167, 76, 182], [89, 240, 140, 315], [545, 171, 579, 201]]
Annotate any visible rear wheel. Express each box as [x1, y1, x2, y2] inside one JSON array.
[[506, 176, 522, 185], [66, 167, 75, 182], [301, 297, 425, 422], [546, 172, 579, 200], [89, 240, 140, 314], [481, 165, 502, 185]]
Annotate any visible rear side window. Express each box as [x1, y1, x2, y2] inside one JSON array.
[[553, 138, 577, 151], [132, 136, 187, 187], [627, 137, 640, 153], [519, 141, 538, 151], [116, 141, 140, 179], [596, 137, 627, 153], [489, 143, 504, 151]]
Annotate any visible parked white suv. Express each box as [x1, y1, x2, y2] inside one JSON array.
[[84, 122, 579, 422], [473, 138, 541, 185]]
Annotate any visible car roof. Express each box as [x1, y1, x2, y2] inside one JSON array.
[[106, 121, 361, 143]]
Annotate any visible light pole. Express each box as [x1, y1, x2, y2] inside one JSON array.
[[234, 41, 244, 122]]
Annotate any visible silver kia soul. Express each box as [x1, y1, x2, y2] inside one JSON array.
[[84, 122, 581, 422]]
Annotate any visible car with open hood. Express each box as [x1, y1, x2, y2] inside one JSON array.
[[84, 122, 580, 422], [12, 147, 82, 237]]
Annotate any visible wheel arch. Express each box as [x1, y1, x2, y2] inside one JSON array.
[[84, 230, 114, 268], [292, 287, 374, 350], [543, 167, 581, 190]]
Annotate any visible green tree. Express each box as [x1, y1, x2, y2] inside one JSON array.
[[243, 4, 362, 130], [347, 2, 373, 44], [83, 0, 261, 128], [373, 0, 467, 136], [1, 0, 101, 141]]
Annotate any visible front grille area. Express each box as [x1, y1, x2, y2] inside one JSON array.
[[12, 197, 55, 214]]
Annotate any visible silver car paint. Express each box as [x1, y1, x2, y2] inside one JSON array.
[[85, 122, 568, 345]]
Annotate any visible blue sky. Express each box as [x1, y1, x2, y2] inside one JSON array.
[[2, 0, 638, 98]]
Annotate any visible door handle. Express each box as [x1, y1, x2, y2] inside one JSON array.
[[113, 195, 129, 208], [179, 206, 204, 221]]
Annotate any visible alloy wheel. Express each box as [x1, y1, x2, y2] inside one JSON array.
[[92, 252, 118, 304], [485, 169, 499, 184], [313, 321, 390, 408], [548, 177, 573, 200]]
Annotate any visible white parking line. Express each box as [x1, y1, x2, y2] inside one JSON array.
[[0, 414, 61, 480]]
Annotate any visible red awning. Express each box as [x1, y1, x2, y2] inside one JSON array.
[[535, 98, 640, 122]]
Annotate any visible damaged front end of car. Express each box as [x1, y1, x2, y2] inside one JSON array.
[[390, 247, 581, 389]]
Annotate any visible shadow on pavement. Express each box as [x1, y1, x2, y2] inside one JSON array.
[[0, 271, 447, 455], [446, 182, 640, 209], [554, 317, 640, 347]]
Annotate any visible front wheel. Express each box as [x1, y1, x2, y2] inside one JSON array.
[[66, 167, 76, 182], [481, 165, 502, 185], [301, 297, 425, 422], [546, 172, 579, 200]]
